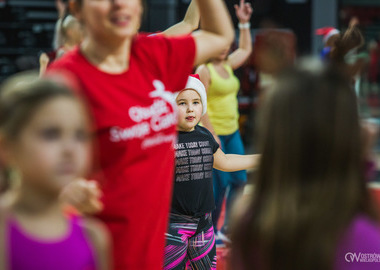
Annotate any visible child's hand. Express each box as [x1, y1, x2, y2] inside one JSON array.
[[234, 0, 253, 24], [55, 0, 66, 19], [39, 52, 50, 76], [39, 53, 49, 67], [349, 16, 359, 28], [60, 179, 103, 215]]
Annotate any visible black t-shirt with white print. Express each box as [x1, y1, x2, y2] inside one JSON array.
[[171, 125, 219, 217]]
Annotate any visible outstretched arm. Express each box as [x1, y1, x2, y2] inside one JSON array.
[[228, 0, 253, 70], [213, 148, 259, 172], [192, 0, 234, 66], [55, 0, 66, 19], [162, 0, 200, 36]]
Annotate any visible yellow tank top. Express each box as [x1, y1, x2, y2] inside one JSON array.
[[206, 63, 240, 135]]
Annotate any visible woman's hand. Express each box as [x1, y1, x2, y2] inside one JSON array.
[[234, 0, 253, 24]]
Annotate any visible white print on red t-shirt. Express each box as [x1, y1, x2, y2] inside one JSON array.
[[110, 123, 150, 142], [150, 80, 177, 109], [141, 133, 177, 149], [129, 100, 169, 122], [109, 80, 178, 148]]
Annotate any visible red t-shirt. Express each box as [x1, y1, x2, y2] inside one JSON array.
[[48, 33, 196, 270]]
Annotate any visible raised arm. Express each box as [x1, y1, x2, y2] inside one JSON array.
[[162, 0, 200, 36], [39, 53, 50, 76], [52, 0, 67, 50], [213, 148, 260, 172], [228, 0, 253, 70], [192, 0, 234, 66]]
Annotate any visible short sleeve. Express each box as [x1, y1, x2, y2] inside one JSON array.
[[147, 34, 196, 93], [198, 125, 219, 154], [45, 65, 82, 94], [210, 133, 219, 154], [165, 35, 196, 81]]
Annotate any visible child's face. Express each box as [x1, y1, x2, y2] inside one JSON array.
[[176, 89, 203, 132], [9, 97, 91, 194]]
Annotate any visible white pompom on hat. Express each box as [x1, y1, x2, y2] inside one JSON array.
[[174, 74, 207, 116]]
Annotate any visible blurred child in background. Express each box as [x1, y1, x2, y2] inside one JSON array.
[[317, 17, 366, 84], [0, 73, 110, 270], [55, 14, 83, 60]]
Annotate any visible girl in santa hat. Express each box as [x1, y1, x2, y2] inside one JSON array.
[[164, 75, 259, 270]]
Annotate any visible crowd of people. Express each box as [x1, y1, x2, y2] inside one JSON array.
[[0, 0, 380, 270]]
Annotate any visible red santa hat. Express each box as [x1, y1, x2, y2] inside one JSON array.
[[316, 27, 340, 44], [174, 74, 207, 116]]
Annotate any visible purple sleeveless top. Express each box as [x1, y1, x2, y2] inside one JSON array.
[[7, 215, 97, 270], [335, 215, 380, 270]]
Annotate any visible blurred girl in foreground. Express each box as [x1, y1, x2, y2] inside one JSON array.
[[231, 61, 380, 270]]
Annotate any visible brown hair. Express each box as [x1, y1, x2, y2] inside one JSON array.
[[330, 25, 364, 64], [0, 71, 77, 141], [231, 63, 376, 270]]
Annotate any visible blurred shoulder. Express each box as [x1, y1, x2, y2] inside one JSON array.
[[48, 47, 82, 70], [80, 217, 110, 248], [339, 214, 380, 252]]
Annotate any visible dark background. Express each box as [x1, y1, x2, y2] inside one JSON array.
[[0, 0, 379, 83], [0, 0, 313, 82]]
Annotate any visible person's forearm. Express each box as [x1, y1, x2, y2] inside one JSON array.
[[215, 154, 260, 172], [196, 0, 234, 45], [183, 0, 200, 31], [162, 0, 199, 36], [238, 25, 252, 54], [227, 0, 253, 68]]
